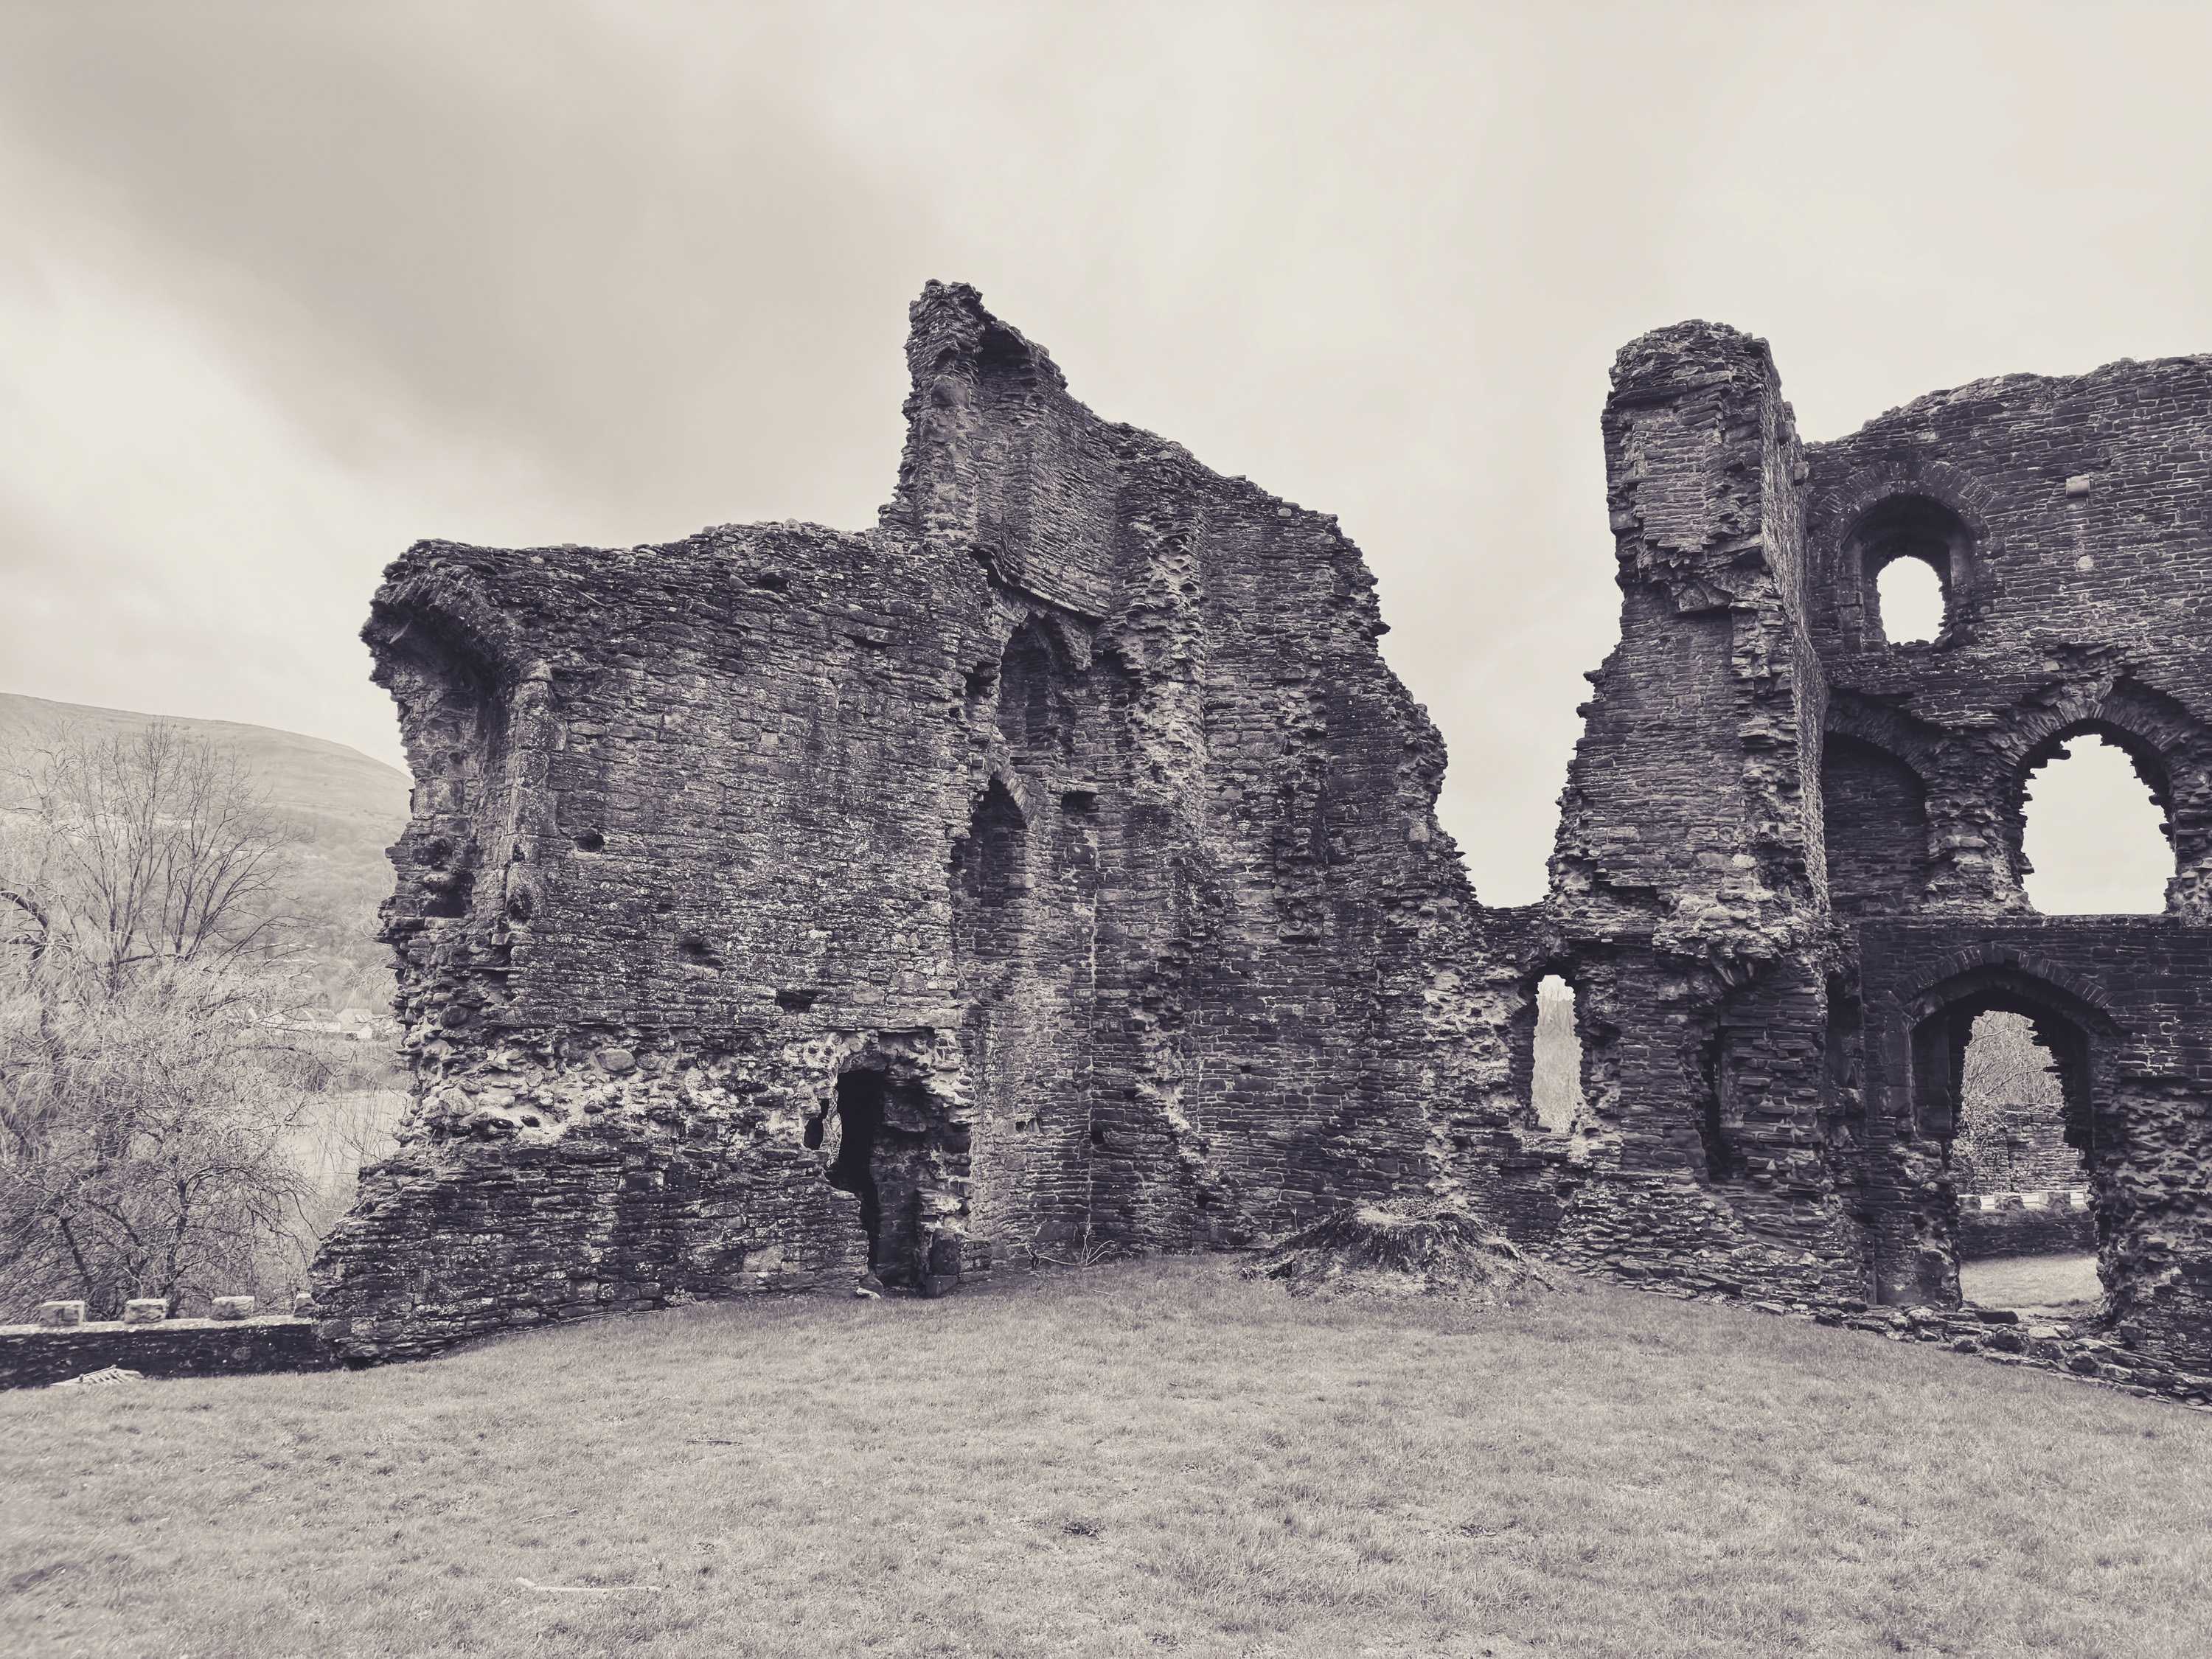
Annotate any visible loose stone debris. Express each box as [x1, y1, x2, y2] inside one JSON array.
[[1244, 1204, 1582, 1307]]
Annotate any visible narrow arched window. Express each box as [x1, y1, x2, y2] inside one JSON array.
[[1846, 494, 1972, 648], [1531, 975, 1584, 1131], [1874, 557, 1945, 644]]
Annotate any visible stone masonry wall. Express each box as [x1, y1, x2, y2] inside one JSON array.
[[313, 283, 1509, 1360], [1489, 323, 1862, 1310], [1486, 325, 2212, 1379], [1957, 1196, 2096, 1262], [315, 284, 2212, 1384], [0, 1318, 327, 1390]]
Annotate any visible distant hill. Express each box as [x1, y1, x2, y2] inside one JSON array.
[[0, 692, 411, 1011], [0, 692, 408, 832]]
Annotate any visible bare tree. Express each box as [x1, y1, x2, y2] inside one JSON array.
[[1958, 1011, 2071, 1191], [0, 720, 317, 1318], [1, 723, 294, 990]]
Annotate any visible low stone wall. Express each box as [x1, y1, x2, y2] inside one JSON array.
[[1958, 1191, 2096, 1261], [0, 1316, 330, 1390]]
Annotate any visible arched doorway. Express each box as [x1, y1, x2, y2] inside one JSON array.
[[811, 1057, 967, 1294], [1950, 1011, 2098, 1307], [1890, 966, 2112, 1311]]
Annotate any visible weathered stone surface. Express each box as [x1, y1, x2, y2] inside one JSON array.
[[311, 282, 1505, 1360], [310, 285, 2212, 1384], [1503, 322, 2212, 1377], [121, 1298, 168, 1325], [0, 1318, 327, 1389]]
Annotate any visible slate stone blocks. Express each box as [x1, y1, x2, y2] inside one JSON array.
[[309, 287, 2212, 1385]]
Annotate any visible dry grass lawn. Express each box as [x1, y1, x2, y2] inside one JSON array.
[[1958, 1253, 2102, 1314], [4, 1258, 2210, 1658]]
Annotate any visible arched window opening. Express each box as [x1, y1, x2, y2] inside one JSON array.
[[1531, 975, 1584, 1132], [1847, 493, 1972, 647], [1874, 557, 1945, 644], [1953, 1011, 2099, 1309], [998, 620, 1074, 769], [2020, 733, 2171, 914]]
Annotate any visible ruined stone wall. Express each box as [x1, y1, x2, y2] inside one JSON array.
[[1492, 323, 1862, 1310], [1806, 355, 2212, 922], [0, 1317, 327, 1389], [316, 282, 2212, 1383], [313, 284, 1508, 1358], [1493, 324, 2212, 1378], [1803, 362, 2212, 1368]]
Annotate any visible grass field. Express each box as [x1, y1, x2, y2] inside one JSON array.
[[1958, 1253, 2102, 1315], [5, 1258, 2210, 1659]]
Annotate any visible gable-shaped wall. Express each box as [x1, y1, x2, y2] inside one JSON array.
[[313, 284, 1518, 1360]]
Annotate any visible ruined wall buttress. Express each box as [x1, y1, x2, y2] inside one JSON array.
[[1512, 322, 1861, 1304]]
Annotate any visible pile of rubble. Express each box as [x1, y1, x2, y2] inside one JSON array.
[[1242, 1203, 1580, 1307]]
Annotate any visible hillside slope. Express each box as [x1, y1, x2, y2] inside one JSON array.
[[0, 692, 406, 830], [0, 692, 409, 1009]]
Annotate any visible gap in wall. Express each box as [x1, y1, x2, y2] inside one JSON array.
[[1876, 555, 1945, 644], [2022, 735, 2170, 914], [1532, 974, 1583, 1132]]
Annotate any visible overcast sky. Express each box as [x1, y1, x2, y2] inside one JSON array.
[[0, 1, 2203, 908]]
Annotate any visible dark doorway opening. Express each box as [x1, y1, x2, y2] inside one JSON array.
[[823, 1065, 947, 1290], [829, 1071, 887, 1273]]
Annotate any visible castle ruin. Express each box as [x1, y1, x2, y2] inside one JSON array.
[[313, 284, 2212, 1382]]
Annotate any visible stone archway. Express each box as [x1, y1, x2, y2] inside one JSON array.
[[1877, 961, 2116, 1308]]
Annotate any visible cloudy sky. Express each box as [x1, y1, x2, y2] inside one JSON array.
[[0, 1, 2204, 908]]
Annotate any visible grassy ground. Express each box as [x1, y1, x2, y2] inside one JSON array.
[[1958, 1253, 2102, 1314], [5, 1259, 2210, 1659]]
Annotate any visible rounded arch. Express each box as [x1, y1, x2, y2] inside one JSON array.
[[1812, 464, 1996, 651], [1901, 959, 2118, 1155], [1823, 695, 1944, 785], [1813, 462, 1997, 566], [1841, 492, 1980, 649], [1986, 681, 2211, 913], [1896, 945, 2121, 1026]]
